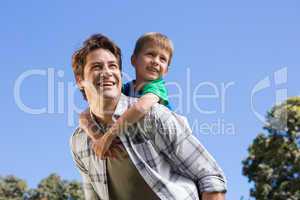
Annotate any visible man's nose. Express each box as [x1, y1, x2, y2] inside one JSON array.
[[102, 65, 113, 77]]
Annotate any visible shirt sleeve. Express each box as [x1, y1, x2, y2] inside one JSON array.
[[70, 129, 100, 200], [147, 105, 227, 194], [141, 78, 169, 107]]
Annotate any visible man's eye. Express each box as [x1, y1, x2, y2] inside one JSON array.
[[110, 64, 118, 69], [92, 65, 102, 70]]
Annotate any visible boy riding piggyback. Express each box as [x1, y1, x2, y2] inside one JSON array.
[[80, 32, 177, 158]]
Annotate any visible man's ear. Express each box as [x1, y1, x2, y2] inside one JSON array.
[[131, 55, 136, 69], [75, 75, 84, 89]]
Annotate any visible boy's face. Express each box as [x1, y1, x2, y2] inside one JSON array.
[[132, 45, 170, 82]]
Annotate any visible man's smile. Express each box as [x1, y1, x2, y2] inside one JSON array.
[[96, 80, 117, 89]]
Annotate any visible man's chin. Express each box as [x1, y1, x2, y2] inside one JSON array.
[[101, 92, 120, 100]]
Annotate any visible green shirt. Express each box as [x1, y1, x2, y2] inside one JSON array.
[[122, 78, 170, 109], [142, 78, 169, 106]]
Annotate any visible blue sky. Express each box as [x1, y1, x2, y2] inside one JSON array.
[[1, 0, 300, 199]]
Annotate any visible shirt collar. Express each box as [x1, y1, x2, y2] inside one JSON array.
[[89, 94, 135, 128], [113, 94, 131, 119]]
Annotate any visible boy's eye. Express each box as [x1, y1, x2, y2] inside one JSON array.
[[146, 52, 155, 57], [159, 56, 168, 63], [160, 57, 167, 62]]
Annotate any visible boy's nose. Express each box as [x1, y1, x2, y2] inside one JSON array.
[[151, 57, 159, 65]]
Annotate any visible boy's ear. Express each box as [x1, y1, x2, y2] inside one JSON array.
[[131, 55, 136, 68]]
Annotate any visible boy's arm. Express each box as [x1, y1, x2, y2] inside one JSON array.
[[109, 93, 159, 136], [80, 94, 159, 140], [95, 93, 160, 159], [109, 78, 167, 136], [79, 93, 160, 158]]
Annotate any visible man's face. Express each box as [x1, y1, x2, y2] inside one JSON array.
[[78, 48, 122, 103], [132, 45, 169, 82]]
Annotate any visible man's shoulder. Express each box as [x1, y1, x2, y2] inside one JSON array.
[[71, 127, 86, 139], [122, 94, 139, 104], [116, 94, 139, 111], [148, 103, 172, 118], [148, 104, 191, 130], [69, 127, 89, 152], [140, 103, 173, 127]]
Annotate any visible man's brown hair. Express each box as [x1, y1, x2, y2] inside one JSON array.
[[133, 32, 174, 65], [72, 34, 122, 99]]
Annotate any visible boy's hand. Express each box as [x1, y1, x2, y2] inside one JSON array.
[[79, 108, 127, 159], [92, 132, 126, 160]]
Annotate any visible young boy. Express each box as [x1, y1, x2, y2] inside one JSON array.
[[79, 32, 173, 159]]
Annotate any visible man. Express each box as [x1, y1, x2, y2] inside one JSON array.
[[70, 33, 227, 200]]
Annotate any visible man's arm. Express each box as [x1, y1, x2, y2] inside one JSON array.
[[148, 105, 227, 198], [70, 130, 100, 200]]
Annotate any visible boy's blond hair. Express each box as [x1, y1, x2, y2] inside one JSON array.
[[133, 32, 174, 65]]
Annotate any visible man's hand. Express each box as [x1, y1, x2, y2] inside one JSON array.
[[202, 192, 225, 200]]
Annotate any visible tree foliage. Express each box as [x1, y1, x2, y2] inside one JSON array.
[[0, 174, 84, 200], [0, 175, 27, 200], [243, 97, 300, 200]]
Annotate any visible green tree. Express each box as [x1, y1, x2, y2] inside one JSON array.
[[28, 173, 66, 200], [243, 97, 300, 200], [65, 181, 84, 200], [0, 175, 28, 200], [28, 174, 84, 200]]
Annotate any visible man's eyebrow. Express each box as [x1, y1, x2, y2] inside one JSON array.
[[88, 61, 104, 66], [107, 60, 118, 64], [87, 60, 117, 66]]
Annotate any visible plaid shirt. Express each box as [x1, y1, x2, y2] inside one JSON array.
[[70, 94, 227, 200]]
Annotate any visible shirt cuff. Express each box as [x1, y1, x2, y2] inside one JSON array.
[[197, 175, 227, 193]]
